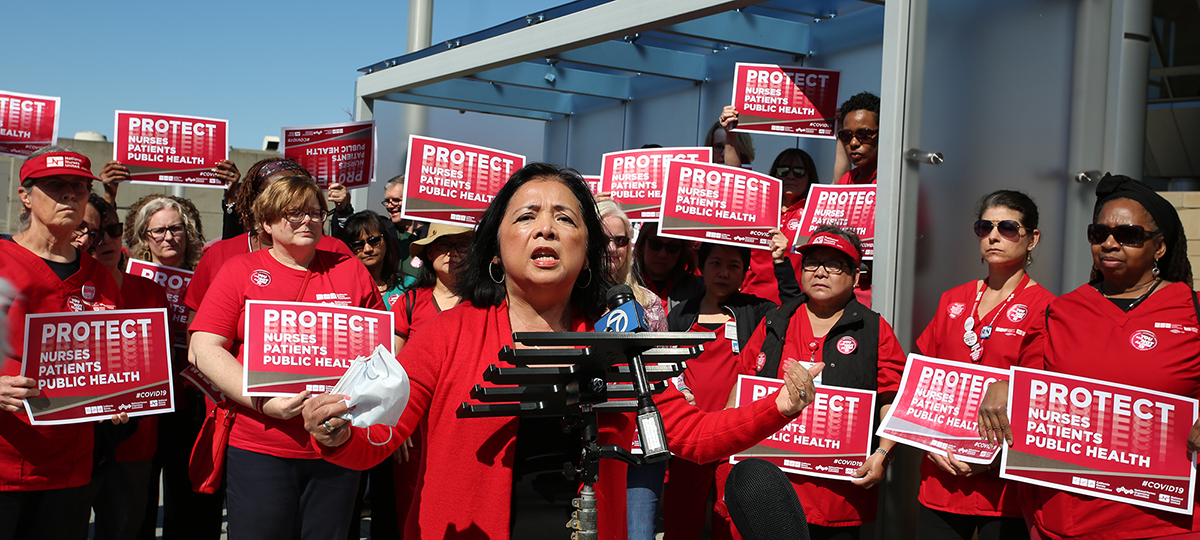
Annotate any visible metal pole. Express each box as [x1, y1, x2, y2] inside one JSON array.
[[405, 0, 433, 140]]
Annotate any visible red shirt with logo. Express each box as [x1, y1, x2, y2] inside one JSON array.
[[1016, 282, 1200, 539], [736, 304, 905, 527], [0, 242, 122, 490], [113, 273, 170, 463], [190, 249, 384, 459], [741, 199, 806, 304], [914, 279, 1055, 517], [184, 232, 353, 312]]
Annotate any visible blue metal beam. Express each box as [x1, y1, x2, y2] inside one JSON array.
[[400, 79, 576, 115], [375, 93, 556, 121], [468, 63, 632, 101], [550, 41, 708, 81], [658, 10, 810, 55]]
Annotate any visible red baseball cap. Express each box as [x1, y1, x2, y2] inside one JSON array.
[[797, 232, 862, 268], [19, 151, 99, 184]]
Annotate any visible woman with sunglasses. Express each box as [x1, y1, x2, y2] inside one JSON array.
[[742, 148, 821, 304], [731, 225, 906, 540], [834, 92, 880, 186], [912, 190, 1052, 540], [633, 222, 705, 313], [72, 194, 171, 540], [339, 210, 413, 310], [979, 175, 1200, 539], [663, 232, 798, 539], [190, 177, 384, 539]]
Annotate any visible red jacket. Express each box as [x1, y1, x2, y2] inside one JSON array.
[[0, 240, 121, 490], [316, 301, 797, 540]]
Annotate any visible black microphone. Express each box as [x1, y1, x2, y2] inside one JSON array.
[[596, 285, 670, 462], [724, 459, 810, 540]]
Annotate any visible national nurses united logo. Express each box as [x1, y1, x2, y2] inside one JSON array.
[[948, 302, 966, 319], [250, 269, 272, 287], [787, 219, 801, 231], [836, 336, 857, 354], [67, 296, 83, 312], [755, 352, 767, 371], [1130, 329, 1158, 351], [46, 156, 64, 167], [1006, 304, 1028, 323]]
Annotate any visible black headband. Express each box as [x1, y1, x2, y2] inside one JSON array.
[[1094, 173, 1180, 253]]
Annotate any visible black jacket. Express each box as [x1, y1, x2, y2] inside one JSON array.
[[667, 259, 801, 350], [754, 294, 881, 392]]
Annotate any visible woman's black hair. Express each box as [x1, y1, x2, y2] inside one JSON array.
[[975, 190, 1039, 230], [338, 211, 401, 290], [454, 163, 616, 319], [838, 92, 881, 124], [697, 242, 751, 272], [87, 193, 115, 225], [810, 224, 863, 269], [769, 148, 820, 186], [632, 222, 699, 279]]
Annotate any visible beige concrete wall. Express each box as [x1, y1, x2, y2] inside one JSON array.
[[2, 138, 278, 244], [1160, 191, 1200, 291]]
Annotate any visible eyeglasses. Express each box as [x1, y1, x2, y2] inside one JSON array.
[[1086, 224, 1161, 246], [609, 235, 630, 248], [381, 198, 403, 208], [646, 238, 682, 255], [801, 258, 851, 275], [836, 128, 878, 144], [973, 220, 1024, 240], [283, 210, 329, 224], [78, 223, 124, 250], [146, 223, 185, 242], [774, 166, 807, 178], [431, 238, 471, 254], [349, 234, 384, 253]]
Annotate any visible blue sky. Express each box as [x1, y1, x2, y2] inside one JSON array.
[[5, 0, 561, 150]]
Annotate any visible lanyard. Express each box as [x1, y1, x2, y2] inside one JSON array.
[[963, 273, 1030, 361]]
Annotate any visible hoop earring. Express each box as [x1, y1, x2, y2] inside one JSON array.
[[1153, 258, 1161, 277], [489, 262, 505, 284], [576, 267, 592, 289]]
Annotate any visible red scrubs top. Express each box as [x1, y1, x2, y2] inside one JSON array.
[[113, 273, 170, 463], [741, 199, 807, 304], [914, 279, 1055, 517]]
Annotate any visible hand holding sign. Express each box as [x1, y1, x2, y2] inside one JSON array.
[[0, 375, 38, 413], [977, 380, 1012, 447], [929, 449, 991, 477], [263, 390, 310, 421], [774, 361, 823, 416]]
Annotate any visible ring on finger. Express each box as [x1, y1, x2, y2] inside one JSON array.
[[322, 420, 335, 434]]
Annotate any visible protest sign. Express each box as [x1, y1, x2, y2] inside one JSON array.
[[599, 147, 711, 222], [0, 90, 60, 157], [401, 135, 524, 227], [1002, 367, 1198, 515], [114, 111, 228, 188], [730, 63, 840, 139], [242, 301, 394, 397], [281, 120, 375, 188], [658, 161, 781, 250], [731, 375, 876, 481], [180, 365, 226, 404], [793, 184, 876, 259], [877, 354, 1008, 463], [583, 175, 602, 195], [125, 259, 192, 349], [22, 309, 173, 425]]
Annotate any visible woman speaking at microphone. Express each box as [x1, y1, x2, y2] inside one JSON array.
[[301, 163, 821, 540], [732, 225, 905, 540], [979, 175, 1200, 539], [189, 177, 384, 539], [913, 191, 1053, 540]]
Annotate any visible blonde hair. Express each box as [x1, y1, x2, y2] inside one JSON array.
[[596, 200, 654, 308], [128, 195, 205, 270], [253, 176, 327, 227]]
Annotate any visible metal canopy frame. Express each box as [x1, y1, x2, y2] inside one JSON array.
[[353, 0, 878, 122]]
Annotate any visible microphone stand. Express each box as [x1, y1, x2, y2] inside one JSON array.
[[457, 330, 713, 540]]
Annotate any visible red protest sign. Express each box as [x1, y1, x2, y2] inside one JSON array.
[[125, 259, 192, 349], [21, 309, 174, 425], [179, 364, 226, 404], [114, 110, 228, 188], [731, 375, 877, 481], [402, 135, 524, 227], [793, 184, 876, 259], [730, 63, 840, 139], [242, 301, 394, 397], [583, 175, 602, 195], [0, 90, 60, 157], [658, 161, 781, 250], [877, 354, 1008, 464], [599, 147, 712, 222], [1002, 367, 1198, 515], [281, 121, 375, 189]]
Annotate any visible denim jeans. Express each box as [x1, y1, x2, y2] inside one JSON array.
[[626, 459, 667, 540]]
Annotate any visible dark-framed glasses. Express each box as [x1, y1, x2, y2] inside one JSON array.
[[801, 258, 851, 275], [349, 234, 384, 253], [836, 128, 878, 144], [78, 223, 123, 251], [283, 210, 329, 224], [609, 235, 630, 248], [381, 198, 403, 208], [774, 166, 807, 178], [146, 223, 185, 242], [973, 220, 1024, 240], [646, 238, 682, 254], [1086, 224, 1160, 246]]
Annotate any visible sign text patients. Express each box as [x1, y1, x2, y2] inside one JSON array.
[[417, 143, 516, 202], [260, 308, 378, 369]]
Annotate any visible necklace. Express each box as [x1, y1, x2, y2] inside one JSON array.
[[962, 274, 1030, 363], [1098, 277, 1162, 312]]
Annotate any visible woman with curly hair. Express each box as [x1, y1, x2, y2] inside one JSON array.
[[126, 195, 205, 271]]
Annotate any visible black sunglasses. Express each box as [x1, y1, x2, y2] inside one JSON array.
[[974, 220, 1024, 240], [646, 237, 682, 254], [609, 235, 630, 248], [1086, 224, 1161, 246], [78, 223, 124, 249], [349, 234, 384, 252], [774, 166, 807, 178], [836, 128, 878, 144]]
